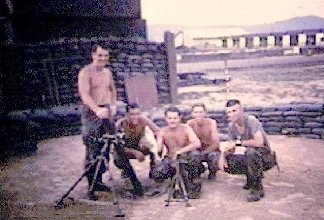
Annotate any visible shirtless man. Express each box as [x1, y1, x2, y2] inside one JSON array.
[[114, 102, 160, 179], [187, 103, 220, 179], [152, 106, 202, 198], [78, 45, 143, 199]]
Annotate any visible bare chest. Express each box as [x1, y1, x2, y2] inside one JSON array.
[[163, 128, 189, 149], [89, 72, 110, 89]]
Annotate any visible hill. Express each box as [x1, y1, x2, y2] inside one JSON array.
[[244, 15, 324, 34]]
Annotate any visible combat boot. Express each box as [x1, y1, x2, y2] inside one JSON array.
[[94, 182, 111, 192], [86, 191, 97, 200], [243, 175, 253, 190], [247, 187, 265, 202], [132, 179, 144, 197], [208, 170, 217, 180], [247, 179, 265, 202]]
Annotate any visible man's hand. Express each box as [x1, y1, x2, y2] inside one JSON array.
[[220, 141, 235, 154], [172, 151, 181, 160], [110, 105, 117, 116], [157, 150, 162, 158], [218, 153, 228, 172], [134, 151, 145, 162], [95, 107, 109, 119]]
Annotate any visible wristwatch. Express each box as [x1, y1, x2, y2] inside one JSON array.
[[235, 139, 242, 146]]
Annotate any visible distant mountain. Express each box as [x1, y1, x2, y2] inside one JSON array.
[[147, 24, 185, 42], [147, 16, 324, 44], [244, 15, 324, 34]]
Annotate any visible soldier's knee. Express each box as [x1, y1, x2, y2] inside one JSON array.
[[149, 159, 175, 181]]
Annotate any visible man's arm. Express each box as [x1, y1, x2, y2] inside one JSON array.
[[124, 147, 145, 162], [174, 125, 201, 157], [241, 119, 265, 148], [202, 120, 220, 154], [156, 129, 165, 157], [143, 116, 160, 134], [108, 70, 117, 105], [241, 130, 264, 148]]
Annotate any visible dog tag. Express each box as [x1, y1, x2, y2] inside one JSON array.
[[234, 146, 246, 155]]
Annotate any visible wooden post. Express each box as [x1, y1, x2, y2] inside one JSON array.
[[165, 31, 178, 104], [224, 59, 230, 97]]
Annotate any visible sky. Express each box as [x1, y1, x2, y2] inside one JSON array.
[[141, 0, 324, 27]]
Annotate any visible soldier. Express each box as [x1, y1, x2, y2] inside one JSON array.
[[152, 106, 202, 199], [187, 103, 220, 179], [218, 99, 276, 202], [114, 102, 160, 180], [78, 44, 143, 199]]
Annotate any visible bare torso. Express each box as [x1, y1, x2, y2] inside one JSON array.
[[121, 117, 146, 144], [161, 124, 190, 158], [188, 118, 213, 150], [82, 64, 114, 105]]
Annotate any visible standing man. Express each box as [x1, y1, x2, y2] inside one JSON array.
[[218, 99, 275, 202], [78, 44, 143, 199], [114, 102, 160, 180], [187, 103, 220, 180], [152, 106, 202, 199]]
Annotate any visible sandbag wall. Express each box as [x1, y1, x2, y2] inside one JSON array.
[[1, 37, 170, 111], [151, 103, 324, 140], [0, 36, 171, 157]]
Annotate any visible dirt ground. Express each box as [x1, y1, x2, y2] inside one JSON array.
[[1, 59, 324, 219], [177, 60, 324, 109], [1, 134, 324, 220]]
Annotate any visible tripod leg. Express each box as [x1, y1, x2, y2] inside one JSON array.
[[89, 157, 103, 193], [54, 161, 97, 208], [106, 171, 125, 217], [165, 175, 177, 206], [273, 151, 280, 172], [178, 173, 191, 207]]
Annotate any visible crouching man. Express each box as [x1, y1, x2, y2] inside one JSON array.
[[114, 102, 160, 181], [218, 99, 276, 202], [150, 106, 203, 199], [187, 103, 221, 180]]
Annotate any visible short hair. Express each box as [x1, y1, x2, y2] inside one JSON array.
[[126, 102, 140, 112], [226, 99, 241, 107], [164, 106, 181, 116], [91, 44, 109, 53], [191, 103, 206, 111]]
